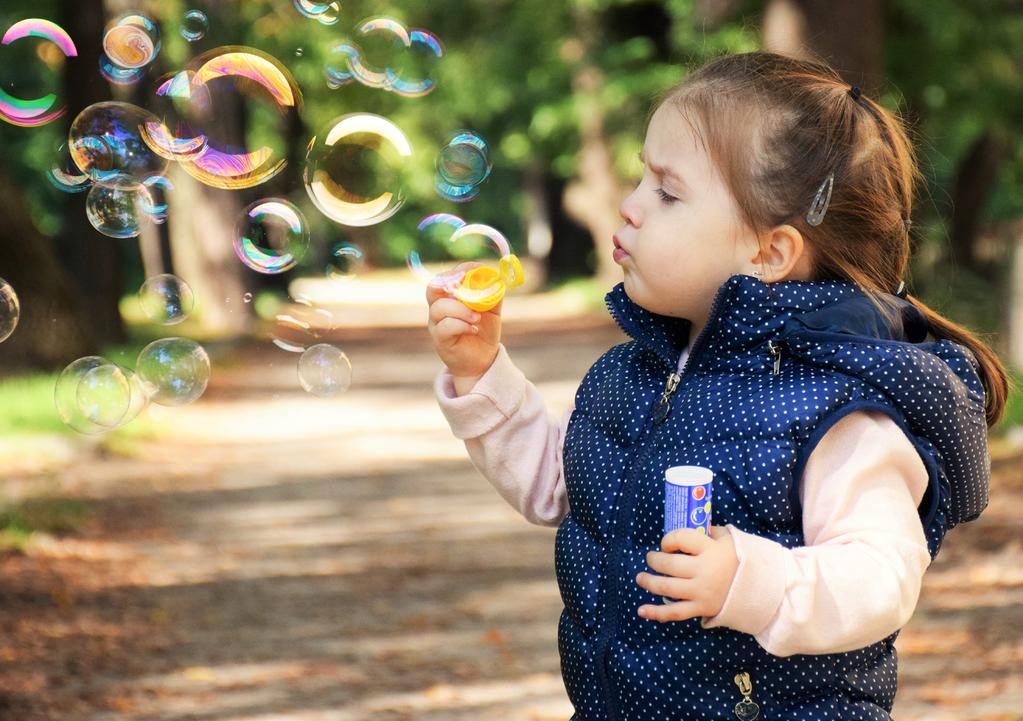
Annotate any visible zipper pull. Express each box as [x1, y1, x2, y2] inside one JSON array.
[[733, 672, 760, 721], [651, 372, 681, 425], [766, 340, 784, 376]]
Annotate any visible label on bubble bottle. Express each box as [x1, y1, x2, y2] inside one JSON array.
[[661, 465, 714, 604]]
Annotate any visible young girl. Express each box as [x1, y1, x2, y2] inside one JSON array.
[[427, 51, 1009, 721]]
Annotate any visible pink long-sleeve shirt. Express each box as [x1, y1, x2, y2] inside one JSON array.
[[435, 343, 933, 658]]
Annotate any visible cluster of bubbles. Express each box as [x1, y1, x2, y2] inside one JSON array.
[[55, 274, 209, 435], [5, 11, 515, 406], [0, 19, 78, 127], [325, 17, 444, 98], [0, 277, 19, 344], [293, 0, 341, 26], [100, 14, 161, 86], [435, 131, 492, 203], [65, 101, 171, 237]]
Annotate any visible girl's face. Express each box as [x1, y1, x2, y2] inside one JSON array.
[[615, 102, 761, 329]]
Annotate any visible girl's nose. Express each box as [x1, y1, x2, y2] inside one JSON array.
[[619, 189, 642, 227]]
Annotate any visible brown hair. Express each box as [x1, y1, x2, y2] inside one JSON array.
[[657, 50, 1011, 429]]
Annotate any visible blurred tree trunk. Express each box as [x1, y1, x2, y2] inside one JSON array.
[[51, 0, 125, 349], [949, 128, 1008, 275], [0, 169, 93, 371], [762, 0, 885, 93], [165, 166, 251, 336], [1008, 219, 1023, 368], [561, 6, 628, 287]]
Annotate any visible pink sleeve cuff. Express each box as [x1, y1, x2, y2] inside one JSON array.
[[434, 344, 527, 439], [700, 525, 789, 635]]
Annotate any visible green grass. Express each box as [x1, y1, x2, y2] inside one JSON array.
[[0, 497, 92, 551], [0, 335, 165, 438]]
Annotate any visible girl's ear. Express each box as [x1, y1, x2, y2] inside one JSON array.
[[748, 224, 810, 282]]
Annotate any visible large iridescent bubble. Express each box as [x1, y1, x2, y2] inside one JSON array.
[[142, 47, 303, 190], [69, 101, 169, 188], [0, 19, 77, 127], [304, 113, 412, 227]]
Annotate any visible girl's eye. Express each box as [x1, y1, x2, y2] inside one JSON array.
[[655, 188, 678, 205]]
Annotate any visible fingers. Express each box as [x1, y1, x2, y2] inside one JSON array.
[[429, 297, 482, 328], [661, 528, 713, 554], [637, 600, 702, 623], [424, 261, 486, 306], [635, 571, 696, 601], [645, 550, 695, 577], [432, 316, 478, 342]]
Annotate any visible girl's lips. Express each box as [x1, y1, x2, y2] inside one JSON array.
[[613, 235, 630, 263]]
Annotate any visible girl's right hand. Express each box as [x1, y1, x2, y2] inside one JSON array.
[[426, 262, 503, 381]]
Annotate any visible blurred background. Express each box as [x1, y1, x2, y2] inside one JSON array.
[[1, 1, 1021, 720]]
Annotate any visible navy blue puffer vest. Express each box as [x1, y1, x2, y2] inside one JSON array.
[[556, 274, 989, 721]]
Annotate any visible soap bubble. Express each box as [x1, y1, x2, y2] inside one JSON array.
[[140, 175, 173, 223], [163, 47, 302, 190], [0, 278, 19, 343], [243, 292, 253, 303], [181, 10, 208, 42], [293, 0, 340, 24], [69, 101, 169, 188], [138, 274, 194, 325], [304, 113, 412, 227], [85, 184, 153, 239], [326, 242, 365, 281], [407, 216, 514, 307], [99, 52, 146, 85], [0, 19, 78, 127], [47, 143, 92, 193], [102, 14, 160, 70], [234, 199, 309, 274], [75, 363, 132, 429], [55, 357, 137, 434], [316, 4, 341, 25], [324, 18, 443, 97], [435, 131, 492, 202], [136, 337, 211, 406], [298, 344, 352, 397]]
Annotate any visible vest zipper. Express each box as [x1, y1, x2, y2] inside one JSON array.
[[594, 290, 733, 721], [732, 671, 761, 720], [651, 372, 682, 425], [767, 339, 785, 375]]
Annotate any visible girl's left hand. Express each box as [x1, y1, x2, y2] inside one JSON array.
[[635, 525, 739, 623]]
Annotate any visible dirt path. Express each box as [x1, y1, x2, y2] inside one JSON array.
[[2, 316, 1021, 721]]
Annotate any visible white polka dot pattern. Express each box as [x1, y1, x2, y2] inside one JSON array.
[[555, 274, 990, 721]]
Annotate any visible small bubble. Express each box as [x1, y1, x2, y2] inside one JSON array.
[[243, 292, 253, 303], [295, 48, 304, 57]]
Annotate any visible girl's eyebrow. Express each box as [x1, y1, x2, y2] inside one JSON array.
[[638, 149, 689, 190]]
